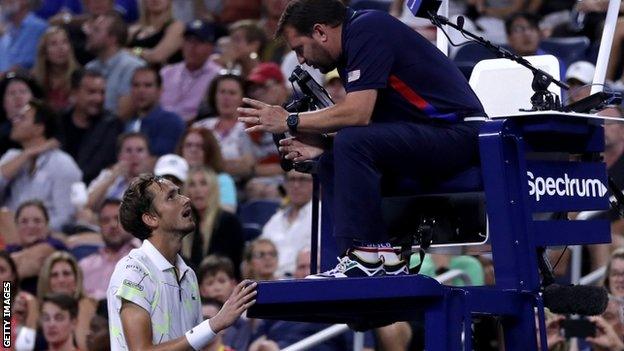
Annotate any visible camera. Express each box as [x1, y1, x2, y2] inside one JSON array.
[[561, 317, 596, 339]]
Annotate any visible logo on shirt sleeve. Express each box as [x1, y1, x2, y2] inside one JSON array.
[[347, 70, 361, 83]]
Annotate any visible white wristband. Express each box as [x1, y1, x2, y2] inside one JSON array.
[[185, 319, 217, 350]]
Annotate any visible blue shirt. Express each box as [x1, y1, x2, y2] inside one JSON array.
[[338, 8, 485, 122], [0, 12, 47, 72], [35, 0, 139, 22], [126, 104, 185, 156]]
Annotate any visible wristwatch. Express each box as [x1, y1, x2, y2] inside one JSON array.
[[287, 113, 299, 134]]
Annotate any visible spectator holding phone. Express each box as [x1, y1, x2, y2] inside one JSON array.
[[586, 297, 624, 351]]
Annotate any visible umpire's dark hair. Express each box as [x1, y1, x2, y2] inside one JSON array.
[[276, 0, 347, 38], [504, 12, 540, 35], [70, 68, 104, 91], [28, 98, 58, 139], [41, 293, 79, 319], [119, 174, 164, 240]]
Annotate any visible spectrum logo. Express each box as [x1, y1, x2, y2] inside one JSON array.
[[527, 172, 608, 202]]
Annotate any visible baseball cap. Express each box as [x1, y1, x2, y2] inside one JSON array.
[[248, 63, 285, 85], [565, 61, 596, 85], [184, 20, 218, 43], [154, 154, 189, 184]]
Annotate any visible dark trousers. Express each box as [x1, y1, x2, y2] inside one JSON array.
[[317, 120, 483, 253]]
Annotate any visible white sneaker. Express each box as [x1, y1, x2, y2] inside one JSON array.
[[306, 251, 385, 278]]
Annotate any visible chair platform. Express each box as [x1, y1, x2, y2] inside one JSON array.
[[248, 275, 449, 325]]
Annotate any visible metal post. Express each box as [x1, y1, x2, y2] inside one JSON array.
[[436, 0, 449, 56], [591, 0, 622, 94]]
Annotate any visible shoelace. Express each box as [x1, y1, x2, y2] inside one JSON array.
[[324, 256, 352, 275]]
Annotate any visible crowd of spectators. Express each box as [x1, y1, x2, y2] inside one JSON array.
[[0, 0, 623, 350]]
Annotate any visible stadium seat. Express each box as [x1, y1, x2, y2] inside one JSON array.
[[238, 200, 281, 241], [539, 36, 590, 67], [452, 42, 499, 79]]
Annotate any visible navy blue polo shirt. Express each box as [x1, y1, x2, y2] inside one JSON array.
[[337, 8, 486, 122]]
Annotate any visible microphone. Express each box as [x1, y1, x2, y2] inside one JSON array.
[[456, 15, 465, 30], [543, 284, 608, 316]]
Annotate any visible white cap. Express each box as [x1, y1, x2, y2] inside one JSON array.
[[565, 61, 596, 85], [154, 154, 189, 183]]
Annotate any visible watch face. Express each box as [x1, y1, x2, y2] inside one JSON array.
[[287, 114, 298, 126]]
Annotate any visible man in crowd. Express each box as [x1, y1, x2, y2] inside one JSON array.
[[565, 61, 596, 104], [79, 198, 137, 301], [160, 20, 222, 122], [127, 66, 185, 156], [241, 0, 486, 277], [0, 100, 82, 231], [58, 69, 124, 184], [0, 0, 47, 72], [85, 12, 145, 119]]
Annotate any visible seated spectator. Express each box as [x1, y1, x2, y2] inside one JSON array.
[[32, 26, 80, 113], [586, 297, 624, 351], [194, 73, 256, 179], [0, 72, 44, 158], [154, 153, 189, 187], [45, 0, 138, 23], [7, 200, 67, 294], [565, 61, 595, 104], [160, 19, 222, 122], [258, 0, 290, 63], [604, 248, 624, 299], [85, 12, 145, 119], [128, 0, 185, 65], [198, 255, 237, 302], [200, 298, 236, 351], [37, 252, 97, 351], [86, 132, 152, 210], [246, 62, 288, 177], [126, 66, 185, 156], [183, 167, 244, 273], [601, 106, 624, 188], [85, 303, 110, 351], [0, 0, 48, 72], [241, 238, 278, 281], [58, 69, 123, 184], [261, 170, 312, 278], [213, 20, 266, 77], [0, 99, 82, 231], [79, 199, 137, 301], [40, 293, 81, 351], [0, 250, 37, 351], [178, 127, 238, 211]]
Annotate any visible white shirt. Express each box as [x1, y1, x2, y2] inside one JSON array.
[[261, 202, 312, 278], [107, 239, 202, 350]]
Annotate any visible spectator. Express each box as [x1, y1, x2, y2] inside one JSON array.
[[565, 61, 595, 104], [0, 72, 44, 156], [213, 20, 266, 77], [58, 69, 123, 184], [324, 69, 346, 104], [85, 12, 145, 119], [0, 251, 37, 351], [200, 298, 236, 351], [160, 19, 222, 122], [7, 201, 67, 294], [37, 252, 97, 351], [177, 127, 238, 211], [86, 132, 152, 210], [218, 0, 262, 25], [32, 26, 80, 112], [259, 0, 290, 63], [586, 297, 624, 351], [241, 238, 278, 281], [0, 0, 48, 72], [293, 247, 311, 278], [85, 306, 110, 351], [45, 0, 139, 23], [79, 199, 137, 301], [128, 0, 185, 65], [261, 170, 312, 278], [194, 73, 256, 179], [126, 66, 185, 156], [197, 255, 237, 302], [40, 293, 80, 351], [246, 62, 288, 177], [183, 167, 244, 273], [154, 153, 189, 187], [601, 106, 624, 189], [0, 99, 82, 231], [604, 248, 624, 298]]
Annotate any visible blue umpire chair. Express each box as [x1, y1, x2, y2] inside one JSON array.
[[248, 111, 612, 350]]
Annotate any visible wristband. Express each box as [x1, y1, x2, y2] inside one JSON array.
[[185, 319, 217, 350]]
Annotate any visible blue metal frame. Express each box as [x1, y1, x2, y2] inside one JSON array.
[[248, 113, 611, 351]]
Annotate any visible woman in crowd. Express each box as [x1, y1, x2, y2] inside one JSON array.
[[212, 20, 266, 77], [128, 0, 184, 65], [177, 127, 237, 211], [32, 26, 80, 112], [0, 72, 44, 155], [194, 73, 255, 179], [604, 248, 624, 299], [242, 238, 278, 281], [183, 167, 244, 275], [37, 252, 96, 351], [0, 251, 38, 351], [7, 200, 67, 294], [40, 293, 80, 351]]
